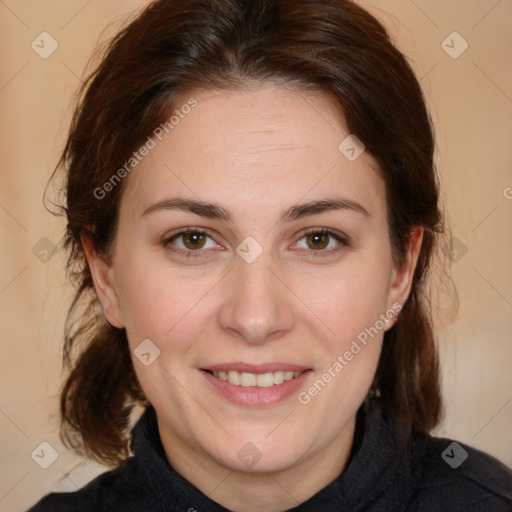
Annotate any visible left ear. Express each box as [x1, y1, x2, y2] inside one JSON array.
[[385, 227, 424, 322]]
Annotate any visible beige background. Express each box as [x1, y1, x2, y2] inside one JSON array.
[[0, 1, 511, 510]]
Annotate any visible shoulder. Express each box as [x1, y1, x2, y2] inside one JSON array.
[[26, 457, 149, 512], [410, 435, 512, 511]]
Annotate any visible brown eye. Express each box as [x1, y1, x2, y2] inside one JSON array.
[[305, 232, 329, 250], [296, 228, 348, 255], [162, 228, 218, 258], [182, 232, 207, 250]]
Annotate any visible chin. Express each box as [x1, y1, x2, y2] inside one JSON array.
[[209, 432, 311, 474]]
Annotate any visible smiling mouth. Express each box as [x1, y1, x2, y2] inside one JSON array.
[[204, 369, 306, 388]]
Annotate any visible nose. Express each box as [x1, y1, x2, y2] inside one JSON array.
[[218, 248, 295, 345]]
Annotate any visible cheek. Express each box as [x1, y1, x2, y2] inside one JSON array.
[[113, 253, 186, 342], [296, 256, 392, 341], [114, 230, 393, 351], [114, 252, 224, 363]]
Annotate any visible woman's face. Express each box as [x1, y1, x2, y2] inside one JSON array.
[[86, 84, 420, 475]]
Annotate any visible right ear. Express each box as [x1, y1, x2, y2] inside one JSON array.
[[81, 233, 125, 329]]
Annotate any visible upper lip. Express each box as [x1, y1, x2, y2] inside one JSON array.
[[202, 362, 311, 373]]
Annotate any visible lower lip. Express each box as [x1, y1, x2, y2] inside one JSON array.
[[201, 370, 312, 407]]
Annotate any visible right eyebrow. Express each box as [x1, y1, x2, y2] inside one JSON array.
[[141, 197, 232, 221]]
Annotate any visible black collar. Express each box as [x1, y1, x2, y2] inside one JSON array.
[[129, 397, 425, 511]]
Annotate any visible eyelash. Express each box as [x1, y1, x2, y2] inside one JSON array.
[[161, 227, 349, 259]]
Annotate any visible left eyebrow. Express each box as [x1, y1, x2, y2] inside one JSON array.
[[279, 198, 370, 223], [141, 196, 370, 222]]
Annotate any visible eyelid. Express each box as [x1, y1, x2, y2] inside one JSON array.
[[161, 227, 221, 257], [298, 227, 349, 246], [161, 226, 349, 257], [291, 227, 349, 257]]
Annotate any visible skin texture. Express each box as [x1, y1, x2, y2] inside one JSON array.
[[82, 84, 423, 512]]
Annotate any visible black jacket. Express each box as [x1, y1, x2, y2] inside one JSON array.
[[27, 398, 512, 511]]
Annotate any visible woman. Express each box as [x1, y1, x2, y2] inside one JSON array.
[[28, 0, 511, 510]]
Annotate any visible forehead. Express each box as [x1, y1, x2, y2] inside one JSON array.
[[119, 85, 386, 221]]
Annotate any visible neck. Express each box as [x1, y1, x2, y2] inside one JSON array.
[[157, 415, 356, 512]]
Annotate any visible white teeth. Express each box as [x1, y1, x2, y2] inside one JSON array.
[[210, 369, 304, 387], [273, 371, 285, 385], [256, 372, 274, 387], [227, 370, 240, 385], [240, 372, 257, 387]]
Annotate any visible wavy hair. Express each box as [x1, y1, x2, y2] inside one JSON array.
[[46, 0, 450, 466]]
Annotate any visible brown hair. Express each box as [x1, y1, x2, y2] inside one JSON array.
[[47, 0, 446, 466]]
